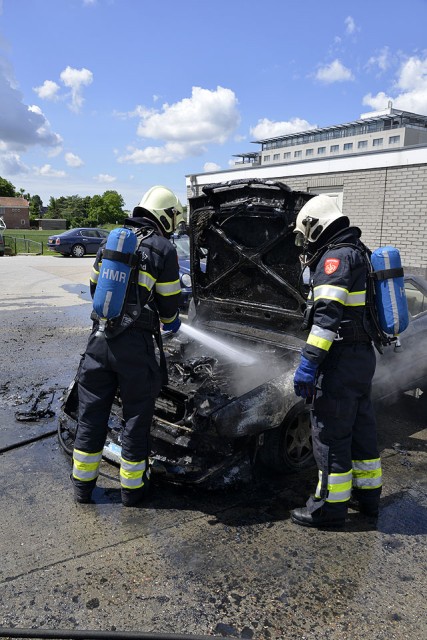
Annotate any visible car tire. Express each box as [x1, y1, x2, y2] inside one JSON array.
[[71, 244, 85, 258], [258, 401, 314, 474]]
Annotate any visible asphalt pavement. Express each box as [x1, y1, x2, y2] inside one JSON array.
[[0, 254, 426, 640]]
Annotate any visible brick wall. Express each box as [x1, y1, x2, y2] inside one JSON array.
[[282, 165, 427, 277]]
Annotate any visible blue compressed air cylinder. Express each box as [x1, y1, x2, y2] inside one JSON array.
[[93, 227, 137, 320], [371, 245, 409, 336]]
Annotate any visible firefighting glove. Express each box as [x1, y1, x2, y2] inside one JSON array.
[[293, 355, 318, 400], [162, 312, 181, 334]]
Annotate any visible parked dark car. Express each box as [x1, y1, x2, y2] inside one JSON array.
[[47, 228, 110, 257], [59, 179, 427, 487]]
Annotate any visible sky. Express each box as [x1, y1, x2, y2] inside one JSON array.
[[1, 0, 427, 212]]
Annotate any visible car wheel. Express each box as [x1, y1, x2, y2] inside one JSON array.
[[71, 244, 85, 258], [258, 401, 314, 474]]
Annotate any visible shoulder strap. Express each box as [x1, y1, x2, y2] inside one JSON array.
[[325, 240, 392, 351]]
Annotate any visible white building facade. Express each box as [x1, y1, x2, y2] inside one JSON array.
[[186, 108, 427, 277]]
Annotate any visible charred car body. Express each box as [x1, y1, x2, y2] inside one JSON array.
[[59, 179, 427, 487]]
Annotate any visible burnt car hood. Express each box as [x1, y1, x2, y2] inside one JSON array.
[[188, 179, 312, 338]]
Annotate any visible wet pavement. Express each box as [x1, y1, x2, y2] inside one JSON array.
[[0, 255, 426, 640]]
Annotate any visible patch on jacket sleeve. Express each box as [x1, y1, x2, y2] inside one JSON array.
[[324, 258, 341, 275]]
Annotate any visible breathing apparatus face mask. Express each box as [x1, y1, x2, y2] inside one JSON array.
[[295, 216, 319, 268]]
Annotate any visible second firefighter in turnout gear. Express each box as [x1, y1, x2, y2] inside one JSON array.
[[291, 195, 382, 528], [72, 186, 184, 507]]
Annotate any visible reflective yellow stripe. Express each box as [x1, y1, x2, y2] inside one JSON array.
[[91, 266, 100, 284], [316, 470, 352, 502], [138, 270, 156, 291], [352, 458, 382, 470], [346, 290, 366, 306], [155, 280, 181, 296], [306, 324, 336, 352], [352, 458, 382, 489], [72, 449, 102, 482], [313, 284, 366, 307], [314, 284, 348, 305], [307, 334, 333, 351], [160, 312, 178, 323], [120, 457, 147, 489]]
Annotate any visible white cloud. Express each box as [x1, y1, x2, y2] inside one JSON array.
[[119, 86, 240, 165], [33, 79, 60, 100], [47, 145, 63, 158], [119, 142, 195, 165], [33, 66, 93, 112], [34, 164, 66, 178], [204, 162, 221, 172], [250, 117, 317, 140], [137, 86, 239, 143], [345, 16, 357, 35], [94, 173, 116, 183], [0, 63, 62, 151], [363, 55, 427, 114], [316, 59, 354, 84], [65, 152, 84, 167], [0, 152, 29, 175], [367, 47, 391, 73], [60, 66, 93, 112]]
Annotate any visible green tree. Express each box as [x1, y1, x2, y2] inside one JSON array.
[[87, 190, 126, 226], [0, 177, 16, 197], [46, 196, 62, 219], [17, 187, 30, 200], [29, 195, 43, 218]]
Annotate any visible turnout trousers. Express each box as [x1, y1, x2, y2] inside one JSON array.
[[72, 326, 162, 500], [306, 341, 382, 518]]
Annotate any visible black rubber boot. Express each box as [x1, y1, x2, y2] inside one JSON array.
[[291, 496, 347, 528], [121, 473, 151, 507], [121, 486, 149, 507], [350, 492, 380, 518], [291, 506, 346, 528], [72, 476, 96, 504]]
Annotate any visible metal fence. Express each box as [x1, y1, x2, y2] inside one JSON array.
[[3, 235, 43, 255]]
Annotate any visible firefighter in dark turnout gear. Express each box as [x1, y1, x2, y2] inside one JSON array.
[[72, 186, 184, 506], [291, 195, 382, 528]]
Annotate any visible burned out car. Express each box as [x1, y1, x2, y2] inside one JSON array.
[[59, 179, 427, 487]]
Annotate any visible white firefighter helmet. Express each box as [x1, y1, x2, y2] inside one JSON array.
[[135, 185, 185, 235], [294, 195, 347, 245]]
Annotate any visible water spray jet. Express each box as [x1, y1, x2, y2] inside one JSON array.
[[171, 323, 257, 366]]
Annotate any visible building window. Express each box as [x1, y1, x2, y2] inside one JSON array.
[[294, 150, 302, 158], [283, 152, 291, 159], [330, 145, 339, 153], [317, 147, 326, 155], [263, 155, 270, 162], [373, 138, 383, 147], [343, 142, 353, 151], [358, 140, 368, 149], [273, 153, 280, 161], [389, 135, 400, 144], [306, 148, 314, 156]]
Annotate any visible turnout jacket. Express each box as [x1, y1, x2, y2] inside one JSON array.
[[303, 226, 371, 367], [90, 221, 181, 327]]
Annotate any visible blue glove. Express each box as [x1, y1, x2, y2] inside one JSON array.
[[294, 355, 318, 399], [162, 313, 181, 334]]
